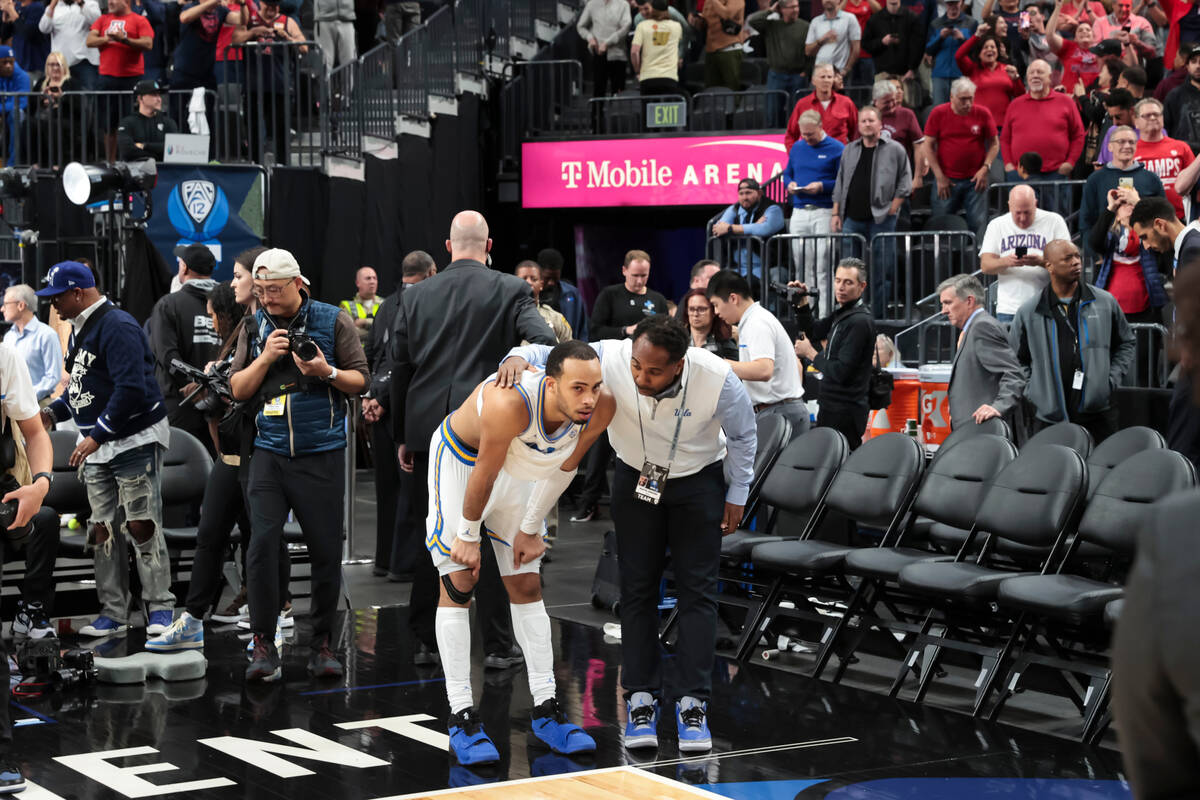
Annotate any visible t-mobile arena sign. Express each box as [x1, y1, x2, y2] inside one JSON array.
[[521, 135, 788, 208]]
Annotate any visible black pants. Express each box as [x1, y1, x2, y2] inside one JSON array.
[[247, 448, 345, 642], [578, 431, 612, 509], [406, 450, 514, 653], [0, 506, 59, 750], [592, 52, 627, 97], [371, 421, 399, 572], [818, 401, 869, 451], [611, 459, 724, 702], [185, 458, 287, 618], [639, 78, 681, 96]]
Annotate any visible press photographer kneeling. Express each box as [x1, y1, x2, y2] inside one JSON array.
[[229, 249, 368, 682]]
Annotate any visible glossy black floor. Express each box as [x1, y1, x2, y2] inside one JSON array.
[[6, 600, 1130, 800]]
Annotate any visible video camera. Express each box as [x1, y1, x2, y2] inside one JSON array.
[[170, 359, 233, 413], [15, 639, 97, 692]]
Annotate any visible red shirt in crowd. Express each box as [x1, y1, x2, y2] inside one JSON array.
[[216, 1, 243, 62], [91, 11, 154, 77], [879, 105, 924, 161], [1135, 136, 1196, 221], [924, 102, 998, 179], [1000, 90, 1085, 171], [1053, 39, 1101, 94], [785, 92, 860, 150], [1107, 227, 1149, 314], [954, 36, 1024, 125], [843, 0, 874, 33]]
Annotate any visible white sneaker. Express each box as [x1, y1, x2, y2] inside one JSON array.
[[238, 612, 293, 629]]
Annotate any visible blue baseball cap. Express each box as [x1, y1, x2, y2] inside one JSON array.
[[36, 262, 96, 296], [0, 47, 13, 59]]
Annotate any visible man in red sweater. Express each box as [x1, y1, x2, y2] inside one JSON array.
[[1000, 59, 1085, 215], [784, 62, 859, 149]]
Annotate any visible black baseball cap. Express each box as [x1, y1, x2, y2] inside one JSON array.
[[738, 178, 762, 191], [174, 243, 217, 275], [134, 79, 165, 96], [1090, 39, 1122, 58]]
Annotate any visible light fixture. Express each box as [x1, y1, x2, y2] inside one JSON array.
[[62, 160, 157, 206]]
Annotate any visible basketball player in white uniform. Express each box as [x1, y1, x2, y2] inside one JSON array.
[[427, 340, 615, 766]]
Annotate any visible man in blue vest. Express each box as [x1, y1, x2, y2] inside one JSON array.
[[230, 249, 369, 682]]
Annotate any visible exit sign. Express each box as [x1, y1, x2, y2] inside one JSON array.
[[646, 100, 686, 129]]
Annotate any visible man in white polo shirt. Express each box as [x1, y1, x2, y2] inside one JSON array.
[[497, 315, 756, 755], [706, 269, 809, 439], [979, 184, 1071, 322]]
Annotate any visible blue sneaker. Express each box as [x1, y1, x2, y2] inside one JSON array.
[[531, 698, 596, 755], [146, 610, 174, 636], [78, 615, 129, 637], [146, 612, 204, 652], [0, 760, 24, 794], [676, 696, 711, 752], [448, 708, 500, 766], [623, 691, 658, 750]]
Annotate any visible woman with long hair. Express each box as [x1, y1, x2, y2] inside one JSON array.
[[1088, 185, 1167, 324], [681, 288, 737, 359], [955, 27, 1023, 128], [146, 245, 294, 653]]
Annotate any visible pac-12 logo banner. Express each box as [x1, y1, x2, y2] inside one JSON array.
[[148, 165, 266, 281]]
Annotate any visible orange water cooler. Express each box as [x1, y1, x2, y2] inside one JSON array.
[[865, 367, 920, 440], [919, 363, 953, 446]]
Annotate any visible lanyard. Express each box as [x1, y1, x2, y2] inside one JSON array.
[[1055, 300, 1082, 366], [636, 373, 690, 469]]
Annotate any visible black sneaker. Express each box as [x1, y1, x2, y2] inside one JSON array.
[[307, 638, 343, 678], [245, 634, 281, 682], [413, 642, 441, 666], [0, 760, 23, 794], [483, 644, 523, 670], [569, 505, 597, 523], [12, 600, 54, 639]]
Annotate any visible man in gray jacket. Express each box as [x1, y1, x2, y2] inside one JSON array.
[[831, 105, 911, 317], [938, 274, 1023, 431], [1009, 239, 1136, 443]]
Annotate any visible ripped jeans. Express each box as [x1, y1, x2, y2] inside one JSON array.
[[81, 442, 175, 623]]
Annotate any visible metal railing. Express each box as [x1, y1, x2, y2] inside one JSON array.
[[872, 231, 978, 324], [588, 93, 687, 135], [425, 7, 458, 100], [360, 43, 397, 140], [767, 232, 867, 318], [691, 89, 789, 133], [394, 25, 431, 120], [987, 179, 1087, 234], [501, 60, 586, 156], [1127, 322, 1170, 389]]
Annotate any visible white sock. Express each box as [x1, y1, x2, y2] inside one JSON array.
[[435, 606, 474, 714], [510, 600, 556, 707]]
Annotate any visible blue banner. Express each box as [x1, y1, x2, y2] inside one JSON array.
[[147, 164, 266, 282]]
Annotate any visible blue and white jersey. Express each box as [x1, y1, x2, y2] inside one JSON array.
[[477, 368, 583, 481]]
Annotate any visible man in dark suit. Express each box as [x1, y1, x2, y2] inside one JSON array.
[[363, 250, 436, 579], [389, 211, 557, 666], [938, 274, 1024, 430]]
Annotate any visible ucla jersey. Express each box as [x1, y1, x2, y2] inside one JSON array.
[[478, 369, 583, 480]]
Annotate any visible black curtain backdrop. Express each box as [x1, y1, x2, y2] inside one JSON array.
[[362, 154, 404, 294], [269, 166, 330, 300]]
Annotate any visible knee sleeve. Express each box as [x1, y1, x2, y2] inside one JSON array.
[[441, 573, 475, 605]]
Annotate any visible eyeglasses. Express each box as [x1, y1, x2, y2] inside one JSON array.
[[256, 281, 292, 297], [1137, 111, 1162, 118], [1, 300, 19, 306], [1111, 138, 1138, 146], [686, 306, 711, 314]]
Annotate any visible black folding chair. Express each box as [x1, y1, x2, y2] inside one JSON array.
[[822, 434, 1019, 682], [739, 433, 926, 671], [1024, 421, 1094, 459], [988, 449, 1196, 738], [891, 444, 1089, 715]]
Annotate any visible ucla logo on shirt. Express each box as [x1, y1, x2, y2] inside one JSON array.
[[642, 299, 656, 313], [675, 408, 692, 417]]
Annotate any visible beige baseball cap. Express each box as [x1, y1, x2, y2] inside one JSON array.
[[253, 248, 310, 284]]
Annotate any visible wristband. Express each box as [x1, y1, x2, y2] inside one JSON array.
[[458, 518, 482, 543]]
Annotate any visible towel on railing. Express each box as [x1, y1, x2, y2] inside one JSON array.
[[188, 88, 209, 136]]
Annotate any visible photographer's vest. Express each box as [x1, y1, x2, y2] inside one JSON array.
[[251, 299, 346, 457]]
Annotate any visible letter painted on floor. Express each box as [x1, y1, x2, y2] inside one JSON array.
[[197, 729, 389, 778], [336, 714, 451, 751], [54, 746, 237, 798]]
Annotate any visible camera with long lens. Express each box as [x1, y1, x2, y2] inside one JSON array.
[[770, 280, 820, 309], [170, 359, 233, 413], [287, 333, 320, 362]]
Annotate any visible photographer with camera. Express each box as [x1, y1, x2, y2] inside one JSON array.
[[149, 243, 222, 454], [0, 338, 58, 794], [790, 258, 876, 450], [229, 249, 368, 682], [38, 261, 175, 639]]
